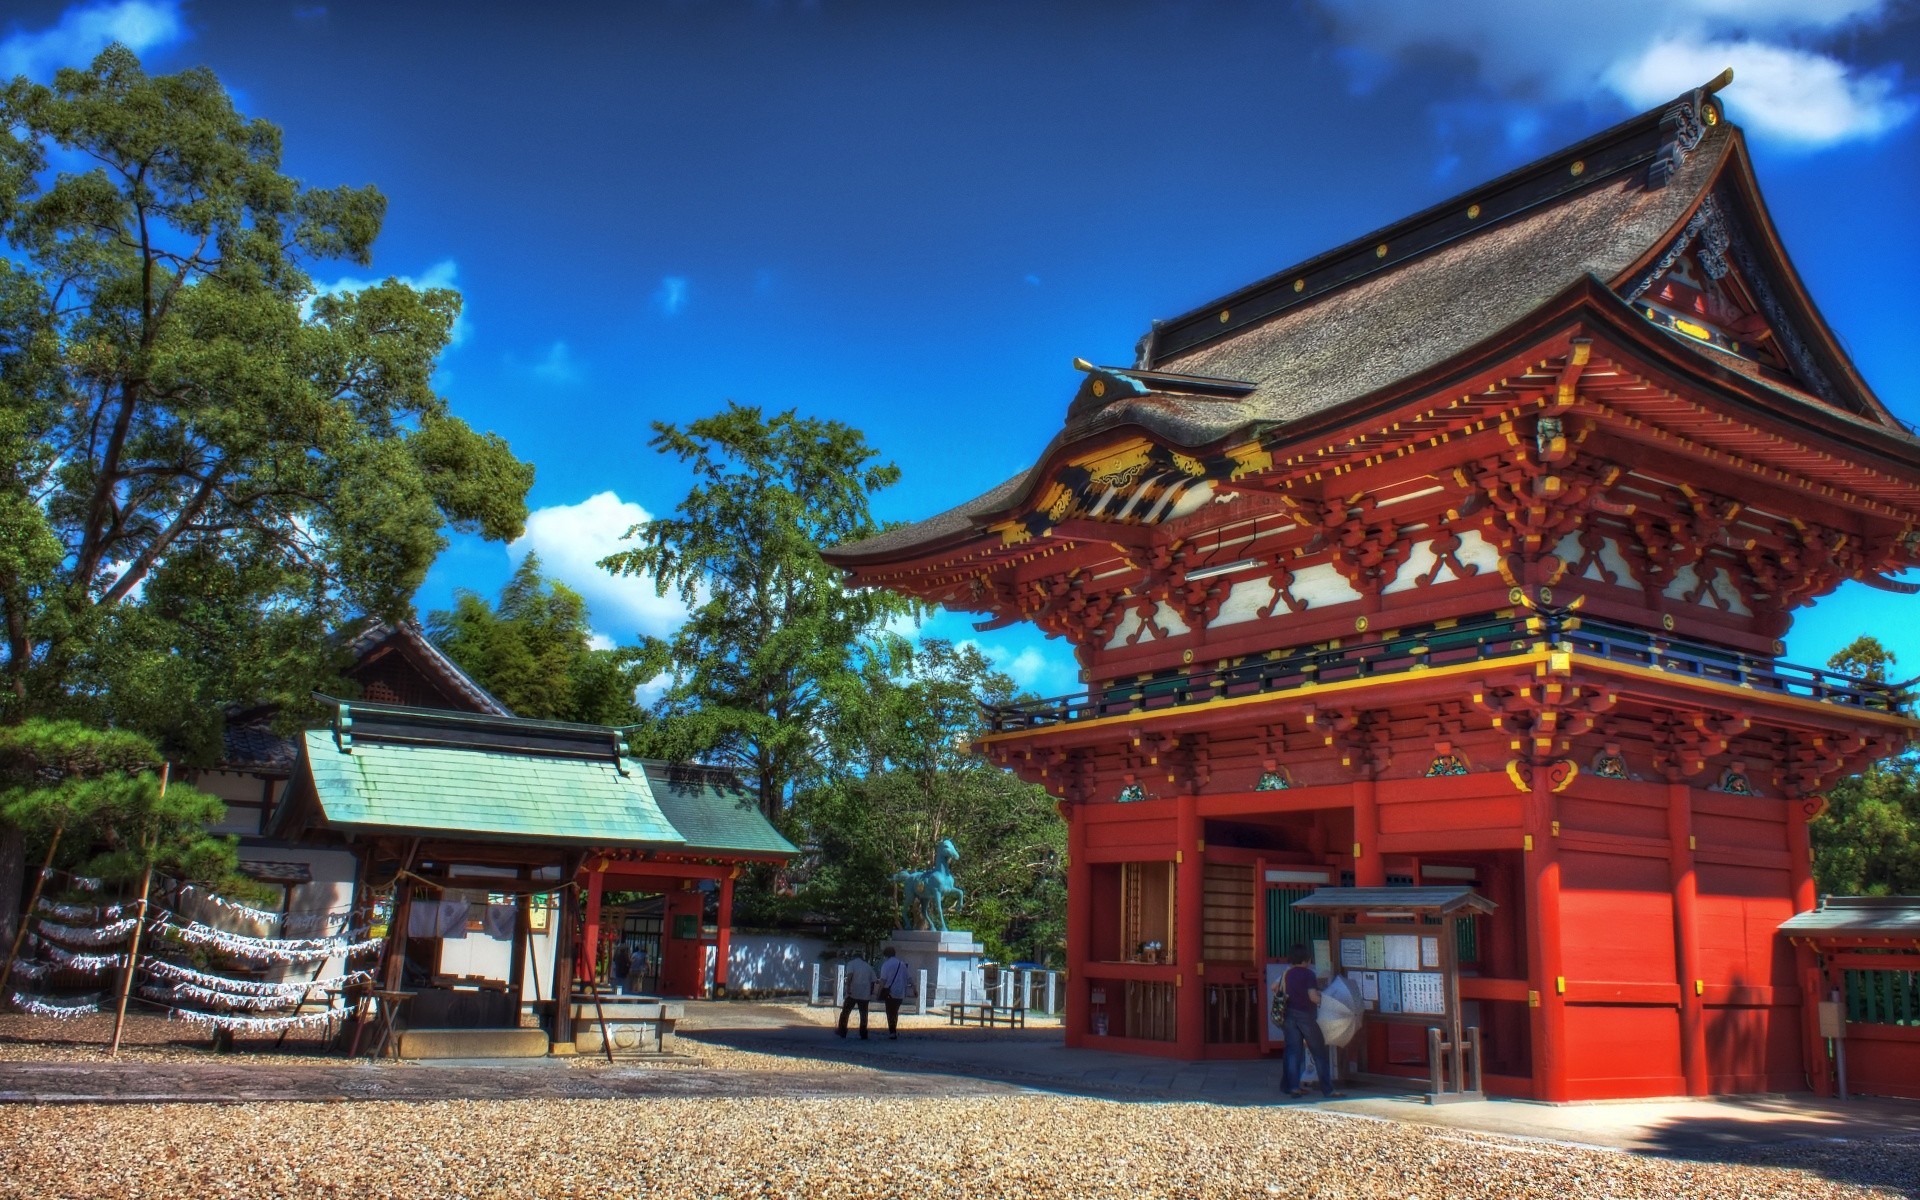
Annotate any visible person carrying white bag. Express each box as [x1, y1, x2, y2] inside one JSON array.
[[1278, 944, 1347, 1099]]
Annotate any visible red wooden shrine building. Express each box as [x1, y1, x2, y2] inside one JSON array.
[[826, 76, 1920, 1101]]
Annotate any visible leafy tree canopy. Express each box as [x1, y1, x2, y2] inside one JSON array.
[[0, 46, 534, 738], [0, 47, 532, 941], [600, 402, 913, 818], [783, 640, 1066, 962], [0, 719, 228, 884], [428, 552, 647, 726], [1815, 636, 1920, 895]]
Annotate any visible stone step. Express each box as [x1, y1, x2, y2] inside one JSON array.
[[396, 1027, 550, 1059]]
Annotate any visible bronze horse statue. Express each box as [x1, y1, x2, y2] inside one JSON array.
[[892, 838, 965, 932]]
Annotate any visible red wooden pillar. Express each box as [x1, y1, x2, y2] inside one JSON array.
[[1064, 803, 1089, 1048], [1523, 770, 1568, 1102], [583, 864, 605, 986], [1668, 782, 1708, 1096], [1175, 793, 1205, 1060], [1351, 779, 1385, 887], [1795, 941, 1833, 1097], [715, 869, 736, 997], [1254, 855, 1271, 1054], [1785, 799, 1817, 915]]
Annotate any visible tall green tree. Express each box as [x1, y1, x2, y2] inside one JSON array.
[[1814, 636, 1920, 895], [0, 48, 533, 934], [428, 553, 646, 725], [600, 402, 912, 818], [789, 640, 1067, 961]]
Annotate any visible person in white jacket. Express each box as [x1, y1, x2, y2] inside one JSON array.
[[836, 954, 876, 1039]]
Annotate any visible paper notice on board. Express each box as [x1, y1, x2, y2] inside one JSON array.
[[1421, 936, 1441, 968], [1364, 934, 1386, 969], [1340, 938, 1368, 969], [1360, 971, 1379, 1003], [1384, 934, 1420, 971], [1401, 971, 1446, 1015], [1378, 969, 1403, 1013], [1313, 939, 1332, 979]]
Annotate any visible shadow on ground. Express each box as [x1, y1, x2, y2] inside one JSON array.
[[1634, 1096, 1920, 1199]]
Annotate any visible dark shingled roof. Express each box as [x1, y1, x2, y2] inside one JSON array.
[[347, 619, 514, 717], [221, 719, 298, 773], [1291, 886, 1498, 917], [828, 83, 1898, 567], [1779, 896, 1920, 940]]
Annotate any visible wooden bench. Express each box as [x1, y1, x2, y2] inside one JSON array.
[[947, 1002, 1025, 1028]]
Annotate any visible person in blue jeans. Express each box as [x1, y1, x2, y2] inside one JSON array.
[[1280, 943, 1343, 1099]]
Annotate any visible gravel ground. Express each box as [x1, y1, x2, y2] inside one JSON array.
[[0, 1096, 1903, 1200]]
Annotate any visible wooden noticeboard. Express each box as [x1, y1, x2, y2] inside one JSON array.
[[1291, 887, 1493, 1101]]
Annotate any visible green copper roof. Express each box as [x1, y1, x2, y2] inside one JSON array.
[[301, 729, 684, 847], [642, 762, 797, 857]]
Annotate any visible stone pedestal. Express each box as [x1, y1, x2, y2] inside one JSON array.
[[888, 929, 986, 1005], [569, 997, 683, 1056]]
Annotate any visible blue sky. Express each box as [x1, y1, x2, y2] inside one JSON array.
[[8, 0, 1920, 695]]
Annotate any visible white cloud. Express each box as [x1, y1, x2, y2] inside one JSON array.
[[308, 259, 469, 345], [0, 0, 185, 80], [511, 491, 692, 642], [531, 341, 582, 384], [1309, 0, 1912, 148], [956, 637, 1081, 699], [653, 276, 689, 316], [1610, 38, 1914, 145]]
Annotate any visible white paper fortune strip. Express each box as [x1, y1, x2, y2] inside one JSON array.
[[9, 991, 101, 1018], [35, 918, 139, 947], [168, 1006, 345, 1036]]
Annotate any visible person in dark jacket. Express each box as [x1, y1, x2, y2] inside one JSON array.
[[1279, 943, 1342, 1098]]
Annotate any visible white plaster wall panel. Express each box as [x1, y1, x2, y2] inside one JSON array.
[[1104, 600, 1191, 649], [1707, 565, 1752, 615], [1289, 562, 1362, 608], [1383, 540, 1436, 595], [1453, 529, 1503, 574], [1661, 562, 1751, 615], [1210, 576, 1278, 628], [1662, 564, 1700, 601], [1597, 537, 1640, 590], [1157, 603, 1191, 637], [1554, 531, 1641, 590]]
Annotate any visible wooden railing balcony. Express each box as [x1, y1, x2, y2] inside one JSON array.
[[981, 614, 1909, 734]]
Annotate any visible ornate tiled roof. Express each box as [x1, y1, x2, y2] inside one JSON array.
[[827, 77, 1908, 567]]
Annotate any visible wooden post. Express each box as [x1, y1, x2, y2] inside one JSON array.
[[714, 870, 736, 998], [1785, 799, 1818, 915], [110, 800, 162, 1058], [1063, 802, 1089, 1048], [1523, 769, 1568, 1102], [507, 873, 530, 1024], [1443, 912, 1466, 1094], [1669, 781, 1708, 1096], [384, 878, 414, 994], [583, 863, 604, 989], [1795, 940, 1832, 1096], [583, 969, 616, 1064], [0, 825, 61, 1000], [552, 875, 580, 1047], [1352, 779, 1385, 887], [1174, 793, 1205, 1060]]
